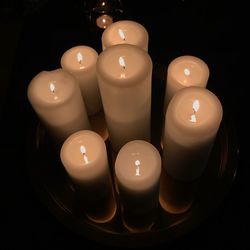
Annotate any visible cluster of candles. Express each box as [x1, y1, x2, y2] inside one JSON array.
[[27, 20, 223, 232]]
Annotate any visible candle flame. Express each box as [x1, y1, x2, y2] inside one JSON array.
[[135, 160, 141, 176], [80, 145, 86, 154], [80, 145, 89, 164], [118, 29, 126, 40], [119, 56, 126, 69], [49, 82, 56, 92], [189, 99, 199, 123], [184, 68, 190, 76], [193, 99, 200, 112], [77, 52, 83, 64]]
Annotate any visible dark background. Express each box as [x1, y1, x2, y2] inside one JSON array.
[[1, 0, 248, 249]]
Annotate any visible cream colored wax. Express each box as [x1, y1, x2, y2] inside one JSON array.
[[61, 46, 102, 116], [97, 44, 152, 152], [101, 20, 148, 51], [160, 87, 223, 213], [163, 87, 223, 181], [60, 130, 116, 223], [115, 140, 161, 231], [163, 55, 209, 114], [27, 69, 90, 145]]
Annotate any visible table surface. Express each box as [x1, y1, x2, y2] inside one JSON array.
[[1, 0, 248, 249]]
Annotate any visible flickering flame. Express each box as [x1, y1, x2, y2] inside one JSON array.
[[80, 145, 89, 164], [77, 52, 83, 64], [190, 99, 200, 123], [184, 68, 190, 76], [135, 160, 141, 176], [118, 29, 126, 40], [80, 145, 86, 154], [119, 56, 126, 69], [193, 99, 200, 112], [49, 82, 55, 92]]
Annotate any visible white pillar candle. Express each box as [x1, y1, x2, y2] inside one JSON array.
[[115, 140, 161, 232], [163, 55, 209, 114], [96, 44, 152, 152], [160, 87, 223, 213], [163, 87, 222, 180], [61, 46, 102, 116], [27, 69, 90, 145], [60, 130, 117, 223], [101, 20, 148, 51]]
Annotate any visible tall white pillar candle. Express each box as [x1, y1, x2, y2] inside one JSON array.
[[160, 87, 223, 213], [97, 44, 152, 152], [61, 46, 102, 116]]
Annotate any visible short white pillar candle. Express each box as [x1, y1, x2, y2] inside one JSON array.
[[101, 20, 148, 51], [60, 130, 117, 223]]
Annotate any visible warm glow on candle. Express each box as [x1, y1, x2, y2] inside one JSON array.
[[118, 29, 126, 40], [97, 44, 152, 151], [163, 56, 209, 113], [102, 20, 148, 51], [60, 130, 117, 223], [61, 46, 102, 116]]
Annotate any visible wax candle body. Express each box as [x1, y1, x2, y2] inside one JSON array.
[[115, 140, 161, 231], [160, 87, 222, 213], [101, 20, 148, 51], [97, 44, 152, 152], [163, 56, 209, 114], [61, 46, 102, 116], [163, 87, 223, 181], [27, 69, 90, 144], [163, 87, 222, 180], [60, 130, 116, 223]]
